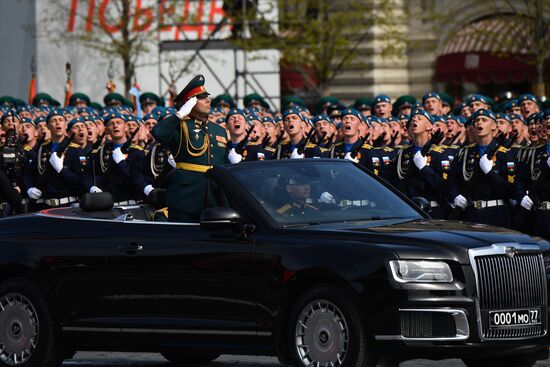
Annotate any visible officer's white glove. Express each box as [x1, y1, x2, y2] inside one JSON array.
[[27, 187, 42, 200], [143, 184, 154, 196], [319, 191, 336, 205], [89, 186, 103, 193], [176, 96, 198, 120], [453, 194, 468, 209], [479, 154, 493, 174], [290, 148, 304, 159], [167, 154, 176, 169], [520, 195, 534, 211], [49, 153, 64, 173], [228, 148, 243, 164], [413, 151, 428, 170], [112, 147, 125, 164], [344, 152, 359, 163]]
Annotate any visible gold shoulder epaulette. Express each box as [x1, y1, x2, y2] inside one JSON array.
[[23, 145, 32, 151], [468, 143, 477, 148], [130, 144, 143, 151], [334, 141, 344, 147], [305, 204, 319, 211], [305, 143, 317, 148], [430, 145, 444, 153], [361, 143, 373, 149], [264, 146, 276, 153], [276, 204, 292, 214], [383, 147, 394, 152], [69, 142, 80, 148], [247, 141, 259, 146], [498, 146, 509, 153]]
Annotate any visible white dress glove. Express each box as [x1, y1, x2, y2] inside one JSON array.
[[344, 152, 359, 163], [143, 184, 154, 196], [167, 154, 176, 169], [176, 96, 198, 119], [453, 194, 468, 209], [520, 194, 534, 211], [49, 153, 64, 173], [413, 151, 428, 170], [27, 187, 42, 200], [90, 186, 103, 193], [228, 148, 243, 164], [290, 148, 304, 159], [319, 192, 336, 204], [547, 156, 550, 169], [479, 154, 493, 174], [112, 147, 125, 164]]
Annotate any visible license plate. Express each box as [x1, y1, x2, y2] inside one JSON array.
[[489, 309, 541, 327]]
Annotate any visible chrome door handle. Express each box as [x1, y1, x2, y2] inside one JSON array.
[[118, 243, 143, 253]]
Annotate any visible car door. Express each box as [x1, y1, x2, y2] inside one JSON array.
[[105, 217, 259, 352]]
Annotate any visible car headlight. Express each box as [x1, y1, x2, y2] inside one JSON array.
[[389, 260, 453, 283]]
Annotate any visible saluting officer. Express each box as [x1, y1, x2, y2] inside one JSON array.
[[448, 109, 516, 227], [152, 75, 229, 222]]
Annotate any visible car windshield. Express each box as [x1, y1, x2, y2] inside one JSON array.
[[228, 161, 422, 226]]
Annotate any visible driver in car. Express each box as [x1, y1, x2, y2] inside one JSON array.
[[276, 176, 319, 216]]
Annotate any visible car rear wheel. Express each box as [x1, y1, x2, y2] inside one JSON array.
[[462, 354, 538, 367], [161, 352, 220, 364], [289, 284, 376, 367], [0, 278, 63, 367]]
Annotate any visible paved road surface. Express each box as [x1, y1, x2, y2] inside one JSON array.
[[63, 352, 550, 366]]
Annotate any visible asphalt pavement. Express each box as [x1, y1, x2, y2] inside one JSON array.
[[62, 352, 550, 366]]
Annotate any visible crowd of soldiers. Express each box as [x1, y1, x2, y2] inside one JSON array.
[[0, 84, 549, 239]]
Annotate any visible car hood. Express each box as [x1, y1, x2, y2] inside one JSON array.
[[287, 218, 547, 264]]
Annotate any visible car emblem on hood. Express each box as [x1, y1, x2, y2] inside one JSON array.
[[505, 246, 517, 258]]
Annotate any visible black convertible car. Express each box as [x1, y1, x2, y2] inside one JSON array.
[[0, 159, 548, 367]]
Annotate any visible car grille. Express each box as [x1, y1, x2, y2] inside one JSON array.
[[474, 251, 547, 340], [401, 311, 456, 338]]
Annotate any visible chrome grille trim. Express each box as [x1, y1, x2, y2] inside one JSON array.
[[469, 243, 548, 341]]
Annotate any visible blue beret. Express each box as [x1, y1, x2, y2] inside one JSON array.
[[46, 108, 65, 121], [103, 112, 124, 124], [17, 105, 31, 113], [518, 94, 537, 104], [143, 113, 157, 121], [282, 107, 302, 120], [410, 108, 434, 124], [215, 117, 226, 125], [123, 114, 140, 123], [387, 116, 400, 123], [495, 113, 511, 123], [34, 116, 46, 125], [471, 108, 496, 121], [311, 114, 333, 125], [372, 94, 391, 107], [422, 92, 441, 103], [341, 108, 362, 121], [542, 109, 550, 119], [275, 115, 283, 123], [398, 114, 410, 121], [227, 108, 248, 122], [261, 116, 275, 126], [368, 115, 380, 124], [433, 115, 448, 124], [378, 117, 388, 124], [81, 115, 96, 124], [19, 117, 35, 127], [67, 117, 86, 131], [1, 109, 20, 124], [503, 100, 518, 111], [456, 116, 467, 125], [467, 94, 490, 105], [509, 114, 526, 125]]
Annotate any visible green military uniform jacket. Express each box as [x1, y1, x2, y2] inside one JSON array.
[[152, 114, 228, 222]]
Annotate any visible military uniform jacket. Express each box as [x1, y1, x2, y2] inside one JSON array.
[[324, 140, 363, 159], [277, 139, 322, 159], [24, 139, 87, 199], [276, 201, 319, 216], [231, 140, 261, 161], [358, 145, 397, 183], [447, 140, 516, 202], [393, 144, 452, 202], [144, 142, 173, 187], [84, 142, 149, 201], [151, 115, 229, 221], [516, 144, 550, 202]]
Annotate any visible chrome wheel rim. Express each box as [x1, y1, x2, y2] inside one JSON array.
[[0, 293, 39, 365], [295, 299, 349, 367]]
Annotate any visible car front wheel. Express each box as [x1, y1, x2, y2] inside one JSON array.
[[0, 278, 63, 367], [289, 284, 376, 367]]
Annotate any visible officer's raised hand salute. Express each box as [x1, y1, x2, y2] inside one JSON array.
[[152, 75, 228, 222]]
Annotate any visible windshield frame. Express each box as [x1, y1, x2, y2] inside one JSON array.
[[215, 159, 428, 229]]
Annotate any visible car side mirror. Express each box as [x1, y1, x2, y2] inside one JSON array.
[[200, 207, 243, 233], [411, 197, 430, 212]]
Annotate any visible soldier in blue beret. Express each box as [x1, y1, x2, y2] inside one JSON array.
[[1, 110, 21, 133], [509, 114, 530, 146], [260, 116, 282, 160], [84, 112, 153, 205], [448, 108, 516, 226], [503, 99, 521, 115], [422, 92, 443, 116], [467, 94, 491, 113], [273, 108, 321, 159], [226, 108, 261, 163], [311, 114, 336, 150], [444, 114, 466, 147], [372, 94, 392, 119], [152, 75, 228, 222], [495, 113, 513, 142], [518, 93, 539, 119], [17, 105, 33, 120], [432, 115, 448, 144], [392, 108, 454, 218]]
